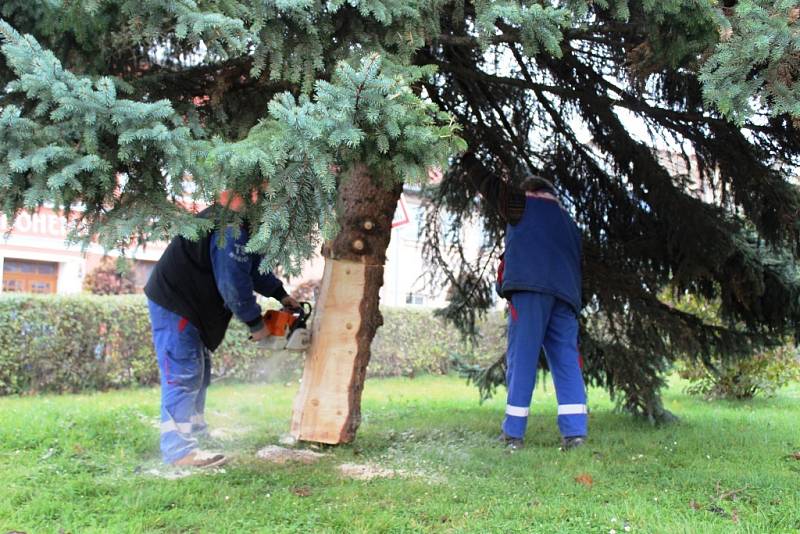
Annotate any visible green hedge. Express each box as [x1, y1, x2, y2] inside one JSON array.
[[371, 308, 505, 376], [0, 295, 154, 394], [0, 294, 505, 395]]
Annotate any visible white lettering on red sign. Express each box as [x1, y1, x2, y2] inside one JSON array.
[[0, 210, 68, 238]]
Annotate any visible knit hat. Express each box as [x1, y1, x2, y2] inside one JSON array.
[[521, 175, 556, 193], [514, 164, 556, 193]]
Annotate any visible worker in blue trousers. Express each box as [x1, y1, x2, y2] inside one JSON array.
[[144, 191, 298, 467], [462, 153, 588, 451]]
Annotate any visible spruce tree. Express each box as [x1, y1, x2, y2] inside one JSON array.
[[419, 1, 800, 421], [1, 1, 798, 435]]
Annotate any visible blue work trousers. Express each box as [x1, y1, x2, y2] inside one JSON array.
[[503, 292, 588, 439], [148, 299, 211, 463]]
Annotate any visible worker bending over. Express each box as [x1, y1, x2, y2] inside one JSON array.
[[145, 192, 298, 467]]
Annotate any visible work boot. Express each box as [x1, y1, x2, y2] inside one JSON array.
[[497, 432, 524, 451], [172, 450, 228, 468], [560, 436, 587, 451]]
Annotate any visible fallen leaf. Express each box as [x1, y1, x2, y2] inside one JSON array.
[[574, 473, 593, 487], [731, 509, 739, 524], [291, 486, 312, 497], [689, 500, 701, 510]]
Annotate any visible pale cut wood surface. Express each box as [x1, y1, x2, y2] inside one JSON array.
[[290, 258, 366, 443]]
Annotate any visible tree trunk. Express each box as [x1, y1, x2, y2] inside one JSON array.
[[290, 163, 401, 444]]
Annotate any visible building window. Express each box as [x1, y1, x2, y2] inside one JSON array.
[[2, 259, 58, 293], [405, 292, 425, 305]]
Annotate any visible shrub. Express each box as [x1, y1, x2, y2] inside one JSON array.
[[0, 294, 507, 395], [665, 293, 800, 399], [83, 257, 136, 295], [678, 346, 800, 399]]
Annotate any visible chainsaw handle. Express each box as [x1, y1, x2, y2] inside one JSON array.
[[285, 301, 312, 321]]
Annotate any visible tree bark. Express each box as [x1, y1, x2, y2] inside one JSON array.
[[290, 163, 401, 444]]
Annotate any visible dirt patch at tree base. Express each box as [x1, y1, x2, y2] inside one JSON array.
[[255, 445, 328, 464], [140, 464, 228, 480], [338, 463, 404, 480]]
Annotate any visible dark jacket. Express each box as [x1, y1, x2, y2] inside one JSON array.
[[144, 208, 287, 350]]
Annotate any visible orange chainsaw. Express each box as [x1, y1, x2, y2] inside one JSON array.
[[259, 302, 312, 351]]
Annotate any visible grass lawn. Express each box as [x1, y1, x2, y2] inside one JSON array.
[[0, 374, 798, 533]]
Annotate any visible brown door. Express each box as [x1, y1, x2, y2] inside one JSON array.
[[2, 259, 59, 293]]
